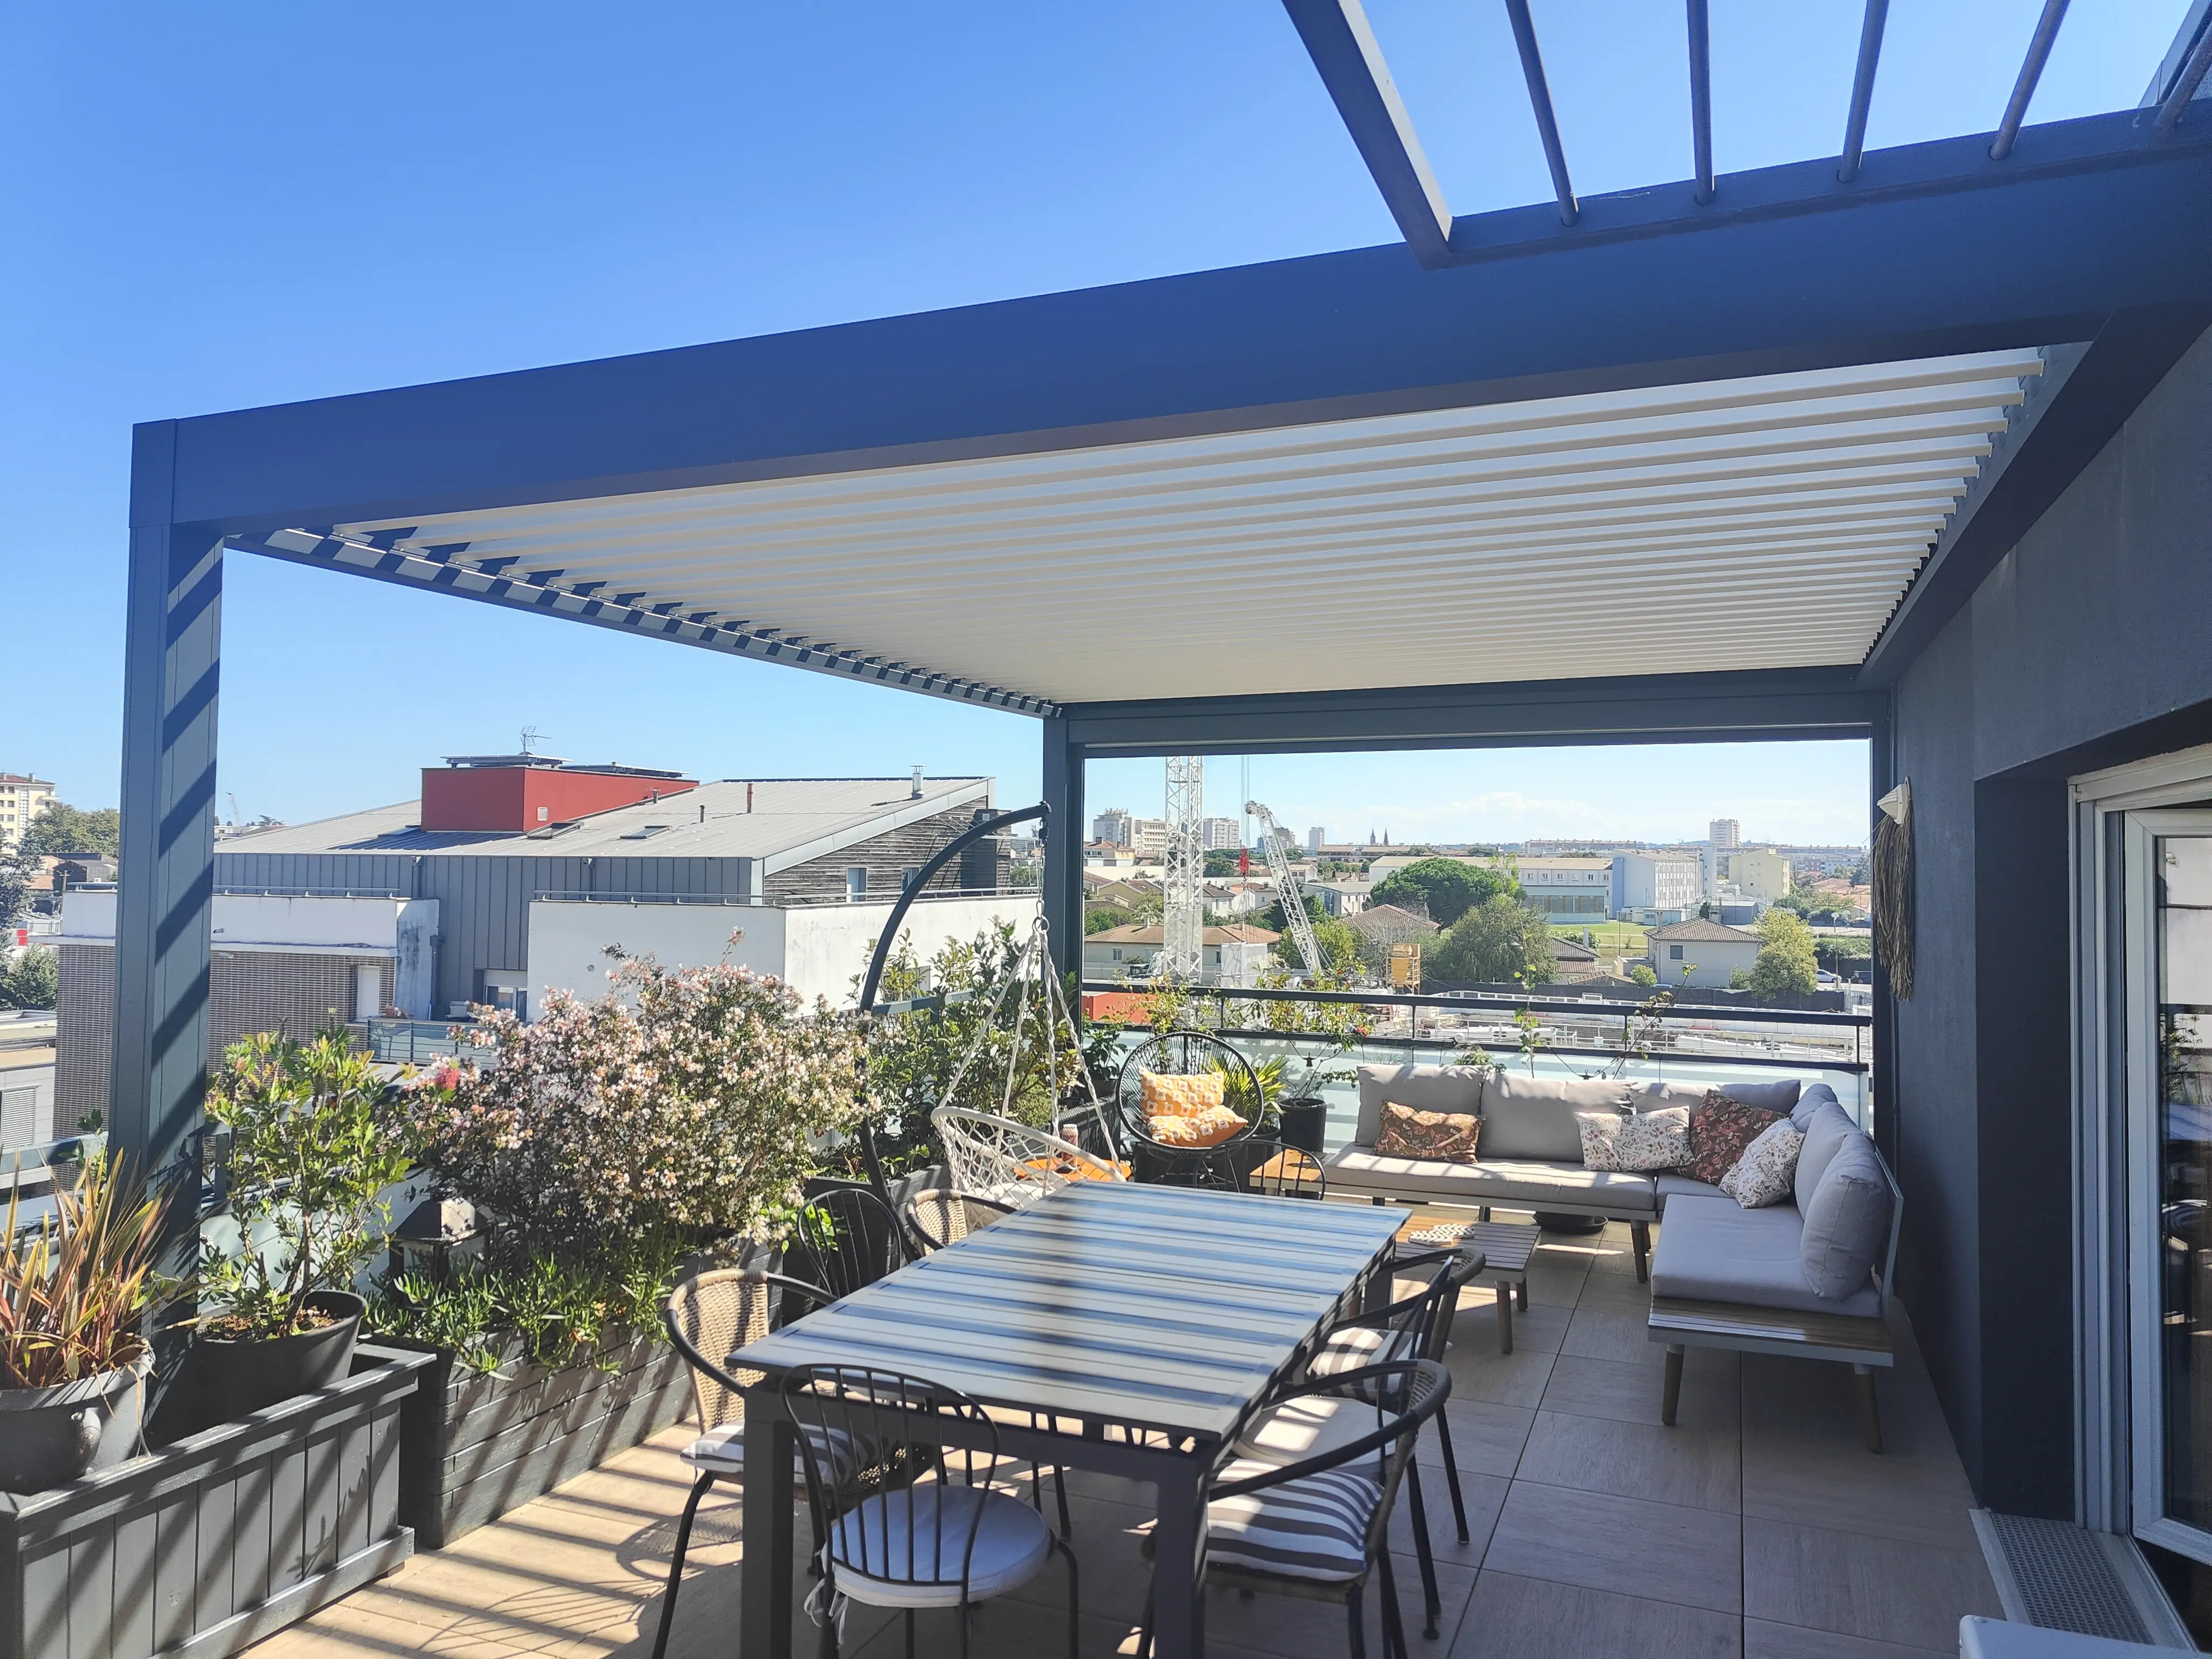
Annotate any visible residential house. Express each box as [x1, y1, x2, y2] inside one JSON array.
[[1645, 918, 1763, 988], [1081, 922, 1279, 988]]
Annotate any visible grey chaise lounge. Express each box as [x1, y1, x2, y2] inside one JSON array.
[[1648, 1089, 1901, 1449]]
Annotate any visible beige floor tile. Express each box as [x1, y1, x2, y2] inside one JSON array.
[[1741, 1441, 1978, 1549], [1540, 1351, 1738, 1433], [1448, 1298, 1572, 1357], [839, 1599, 1136, 1659], [1481, 1481, 1742, 1613], [1575, 1267, 1658, 1312], [1449, 1570, 1739, 1659], [1523, 1263, 1590, 1307], [1444, 1338, 1558, 1408], [1742, 1520, 2000, 1651], [1743, 1618, 1953, 1657], [1388, 1468, 1510, 1570], [1415, 1399, 1535, 1479], [1192, 1559, 1475, 1659], [1515, 1409, 1741, 1512], [1560, 1304, 1661, 1367]]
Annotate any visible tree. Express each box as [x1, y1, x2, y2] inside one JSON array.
[[1248, 896, 1361, 973], [0, 946, 58, 1010], [1427, 895, 1554, 986], [1628, 962, 1658, 987], [1369, 857, 1517, 927], [18, 801, 120, 860], [1774, 875, 1867, 925], [1084, 906, 1135, 935], [0, 852, 30, 932], [1748, 907, 1819, 999], [1203, 849, 1244, 878]]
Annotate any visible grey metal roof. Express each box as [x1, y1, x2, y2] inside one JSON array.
[[221, 775, 993, 872]]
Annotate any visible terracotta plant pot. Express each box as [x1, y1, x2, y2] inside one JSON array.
[[0, 1346, 153, 1494]]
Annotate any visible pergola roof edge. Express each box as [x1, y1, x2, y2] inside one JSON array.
[[147, 110, 2212, 538]]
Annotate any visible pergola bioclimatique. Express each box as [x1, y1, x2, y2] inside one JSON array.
[[113, 2, 2212, 1192]]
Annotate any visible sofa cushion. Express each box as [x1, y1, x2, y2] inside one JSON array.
[[1654, 1172, 1725, 1212], [1626, 1077, 1801, 1118], [1374, 1102, 1479, 1162], [1479, 1074, 1632, 1161], [1650, 1195, 1880, 1317], [1576, 1106, 1691, 1172], [1354, 1064, 1489, 1148], [1673, 1093, 1784, 1185], [1800, 1133, 1893, 1300], [1792, 1100, 1861, 1213], [1790, 1082, 1843, 1131], [1719, 1120, 1803, 1208], [1320, 1147, 1655, 1212]]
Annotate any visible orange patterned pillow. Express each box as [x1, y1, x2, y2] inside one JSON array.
[[1141, 1070, 1225, 1120], [1149, 1103, 1245, 1148]]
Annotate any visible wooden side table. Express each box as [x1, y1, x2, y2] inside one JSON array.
[[1397, 1213, 1543, 1354]]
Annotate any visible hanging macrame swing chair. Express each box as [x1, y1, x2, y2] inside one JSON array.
[[851, 805, 1123, 1211]]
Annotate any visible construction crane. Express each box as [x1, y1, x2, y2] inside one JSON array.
[[1245, 799, 1327, 979], [1158, 757, 1205, 983]]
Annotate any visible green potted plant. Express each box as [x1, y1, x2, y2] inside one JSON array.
[[178, 1029, 419, 1432], [0, 1151, 175, 1493]]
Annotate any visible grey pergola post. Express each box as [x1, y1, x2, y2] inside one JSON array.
[[113, 420, 221, 1190], [1040, 716, 1084, 992]]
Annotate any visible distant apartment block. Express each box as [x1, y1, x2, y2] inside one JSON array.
[[1510, 855, 1615, 920], [1719, 847, 1793, 901], [0, 773, 55, 854], [1130, 818, 1170, 858], [1200, 817, 1242, 851], [1305, 826, 1325, 853], [1091, 807, 1134, 846], [1610, 852, 1702, 923], [1709, 818, 1741, 849], [1778, 845, 1867, 878]]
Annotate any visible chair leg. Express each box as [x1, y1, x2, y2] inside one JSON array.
[[1495, 1284, 1514, 1354], [650, 1471, 714, 1659], [1855, 1364, 1884, 1453], [1378, 1548, 1411, 1659], [1434, 1412, 1471, 1543], [1660, 1344, 1684, 1427], [1054, 1464, 1073, 1537], [1630, 1219, 1651, 1282], [1056, 1535, 1082, 1659], [1515, 1276, 1528, 1312], [904, 1609, 916, 1659], [1347, 1581, 1368, 1659], [1404, 1460, 1442, 1638], [1136, 1580, 1156, 1659]]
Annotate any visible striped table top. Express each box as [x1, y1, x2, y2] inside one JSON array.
[[732, 1182, 1404, 1440]]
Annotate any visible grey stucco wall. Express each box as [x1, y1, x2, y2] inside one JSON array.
[[1892, 322, 2212, 1514]]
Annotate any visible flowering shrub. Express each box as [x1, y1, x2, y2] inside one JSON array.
[[417, 954, 862, 1252]]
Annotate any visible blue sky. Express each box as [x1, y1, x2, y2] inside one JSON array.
[[0, 2, 2187, 834]]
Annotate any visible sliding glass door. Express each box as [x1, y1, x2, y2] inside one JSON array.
[[2134, 815, 2212, 1550]]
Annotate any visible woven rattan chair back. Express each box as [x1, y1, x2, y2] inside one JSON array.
[[901, 1189, 1016, 1253], [663, 1268, 831, 1429]]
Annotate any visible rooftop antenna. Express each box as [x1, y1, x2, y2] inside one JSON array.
[[227, 792, 241, 827], [520, 726, 542, 756]]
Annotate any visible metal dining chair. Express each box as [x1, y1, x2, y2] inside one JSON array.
[[785, 1364, 1080, 1659], [1114, 1029, 1267, 1188], [899, 1186, 1071, 1537], [653, 1268, 935, 1659], [784, 1184, 908, 1310], [1302, 1249, 1485, 1638], [1136, 1359, 1451, 1659], [1238, 1140, 1328, 1200]]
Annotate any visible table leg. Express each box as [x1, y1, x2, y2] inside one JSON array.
[[1494, 1280, 1514, 1354], [739, 1389, 795, 1659], [1149, 1454, 1207, 1659]]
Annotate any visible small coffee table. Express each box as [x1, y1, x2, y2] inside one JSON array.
[[1396, 1213, 1543, 1354]]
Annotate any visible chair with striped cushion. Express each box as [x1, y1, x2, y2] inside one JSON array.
[[652, 1269, 934, 1659], [1300, 1249, 1485, 1637], [1135, 1360, 1450, 1659]]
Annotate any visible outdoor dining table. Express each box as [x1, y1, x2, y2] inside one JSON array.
[[729, 1179, 1406, 1659]]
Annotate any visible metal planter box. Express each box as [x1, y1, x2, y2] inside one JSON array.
[[393, 1328, 690, 1552], [0, 1344, 431, 1659]]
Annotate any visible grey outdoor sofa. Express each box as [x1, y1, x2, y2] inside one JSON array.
[[1319, 1064, 1818, 1280]]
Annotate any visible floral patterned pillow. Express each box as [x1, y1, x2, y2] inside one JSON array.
[[1672, 1091, 1783, 1185], [1719, 1118, 1805, 1209], [1576, 1106, 1692, 1172], [1374, 1102, 1479, 1163]]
